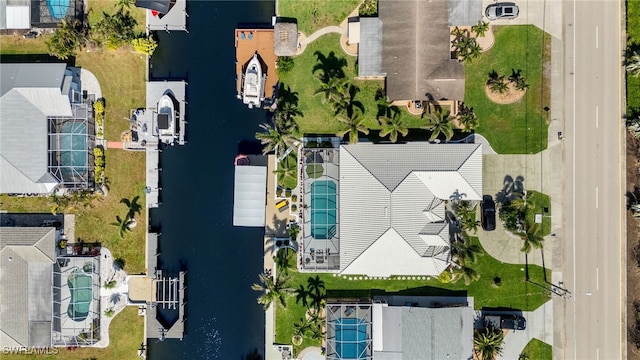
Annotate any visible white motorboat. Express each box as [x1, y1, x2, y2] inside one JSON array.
[[157, 93, 176, 144], [242, 54, 264, 109]]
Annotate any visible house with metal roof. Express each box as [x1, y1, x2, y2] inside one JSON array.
[[299, 142, 482, 277], [371, 297, 474, 359], [0, 63, 96, 195], [356, 0, 482, 101], [0, 227, 57, 348]]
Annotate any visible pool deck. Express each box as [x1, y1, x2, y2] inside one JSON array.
[[235, 28, 279, 105]]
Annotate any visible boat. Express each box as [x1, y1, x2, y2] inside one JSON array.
[[234, 154, 250, 166], [157, 92, 176, 145], [242, 54, 264, 109]]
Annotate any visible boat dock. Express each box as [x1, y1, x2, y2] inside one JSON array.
[[145, 0, 189, 32], [144, 232, 186, 341], [234, 28, 278, 106], [146, 80, 188, 146]]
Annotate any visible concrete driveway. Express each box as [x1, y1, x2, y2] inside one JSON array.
[[481, 0, 562, 40], [477, 300, 554, 358]]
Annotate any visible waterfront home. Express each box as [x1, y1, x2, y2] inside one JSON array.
[[299, 142, 482, 277], [355, 0, 482, 103], [0, 223, 102, 348], [0, 63, 96, 195]]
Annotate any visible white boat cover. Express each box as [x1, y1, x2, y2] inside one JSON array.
[[233, 165, 267, 227]]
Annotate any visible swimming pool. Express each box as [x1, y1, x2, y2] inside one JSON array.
[[58, 121, 87, 168], [335, 318, 368, 359], [47, 0, 69, 19], [310, 180, 337, 239], [67, 268, 93, 322]]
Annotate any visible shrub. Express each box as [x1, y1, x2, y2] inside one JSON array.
[[276, 56, 295, 75], [285, 189, 292, 197], [437, 270, 452, 283], [94, 146, 106, 184], [499, 202, 521, 232], [93, 98, 105, 114], [132, 36, 158, 56], [359, 0, 378, 16], [291, 204, 298, 212], [291, 194, 298, 202], [104, 280, 116, 289], [104, 308, 115, 317], [493, 276, 503, 287]]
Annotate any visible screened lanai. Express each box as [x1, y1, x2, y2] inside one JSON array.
[[326, 303, 373, 360], [48, 103, 95, 190], [52, 255, 101, 346], [300, 141, 341, 271]]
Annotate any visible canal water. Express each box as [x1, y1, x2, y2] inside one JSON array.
[[147, 1, 274, 358]]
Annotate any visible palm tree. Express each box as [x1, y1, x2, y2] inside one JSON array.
[[458, 111, 479, 133], [510, 192, 534, 212], [519, 223, 544, 253], [120, 195, 142, 220], [471, 21, 490, 37], [274, 156, 297, 188], [627, 51, 640, 77], [110, 215, 134, 238], [508, 69, 523, 84], [423, 110, 454, 141], [251, 272, 295, 310], [460, 216, 481, 234], [455, 36, 481, 62], [293, 317, 312, 337], [451, 26, 467, 42], [336, 111, 369, 144], [451, 238, 484, 265], [379, 114, 408, 143], [515, 77, 530, 91], [451, 264, 481, 285], [474, 327, 505, 360], [255, 123, 297, 155], [333, 83, 364, 117], [313, 76, 347, 105], [489, 79, 509, 94], [116, 0, 133, 9]]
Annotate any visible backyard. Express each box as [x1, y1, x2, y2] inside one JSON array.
[[465, 25, 551, 154], [278, 0, 360, 35], [274, 237, 551, 352], [278, 34, 428, 136]]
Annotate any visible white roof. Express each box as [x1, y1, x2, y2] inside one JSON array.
[[339, 143, 482, 276], [5, 6, 30, 29], [233, 166, 267, 227]]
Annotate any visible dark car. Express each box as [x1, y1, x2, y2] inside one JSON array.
[[481, 195, 496, 231], [23, 30, 39, 39], [500, 315, 527, 330], [485, 2, 519, 20]]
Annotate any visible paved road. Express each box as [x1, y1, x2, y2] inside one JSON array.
[[563, 0, 625, 359]]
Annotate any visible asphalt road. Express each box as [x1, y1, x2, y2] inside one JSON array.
[[563, 0, 625, 359]]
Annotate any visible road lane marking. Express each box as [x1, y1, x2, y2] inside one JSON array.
[[595, 106, 599, 128], [597, 268, 599, 290], [572, 2, 577, 359], [596, 187, 599, 208], [595, 26, 599, 48]]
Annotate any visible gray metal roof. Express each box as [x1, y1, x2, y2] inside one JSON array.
[[380, 0, 465, 101], [0, 63, 74, 194], [274, 22, 298, 56], [339, 143, 482, 275], [358, 18, 384, 77], [374, 306, 474, 360], [233, 165, 267, 227], [448, 0, 483, 26], [0, 63, 67, 97], [0, 227, 55, 348]]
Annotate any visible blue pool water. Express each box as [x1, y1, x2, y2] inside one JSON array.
[[47, 0, 69, 20], [310, 180, 337, 239], [59, 122, 87, 169], [335, 318, 368, 359]]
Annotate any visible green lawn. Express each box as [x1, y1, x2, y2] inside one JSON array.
[[275, 237, 550, 352], [628, 0, 640, 116], [524, 190, 552, 236], [278, 0, 361, 35], [465, 25, 550, 154], [520, 338, 553, 360], [2, 306, 143, 360], [279, 34, 428, 136]]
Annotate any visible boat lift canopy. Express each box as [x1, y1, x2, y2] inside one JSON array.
[[233, 165, 267, 227]]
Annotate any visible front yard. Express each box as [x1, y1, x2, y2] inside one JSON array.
[[465, 25, 551, 154]]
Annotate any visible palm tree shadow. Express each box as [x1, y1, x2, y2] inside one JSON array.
[[312, 51, 347, 83], [627, 185, 640, 209], [265, 214, 288, 238], [241, 347, 263, 360], [495, 175, 524, 204], [276, 83, 299, 108]]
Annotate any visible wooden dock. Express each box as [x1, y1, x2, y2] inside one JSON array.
[[235, 28, 279, 103]]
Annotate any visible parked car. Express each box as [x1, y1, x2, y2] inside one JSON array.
[[485, 2, 519, 20], [481, 195, 496, 231], [484, 314, 527, 330]]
